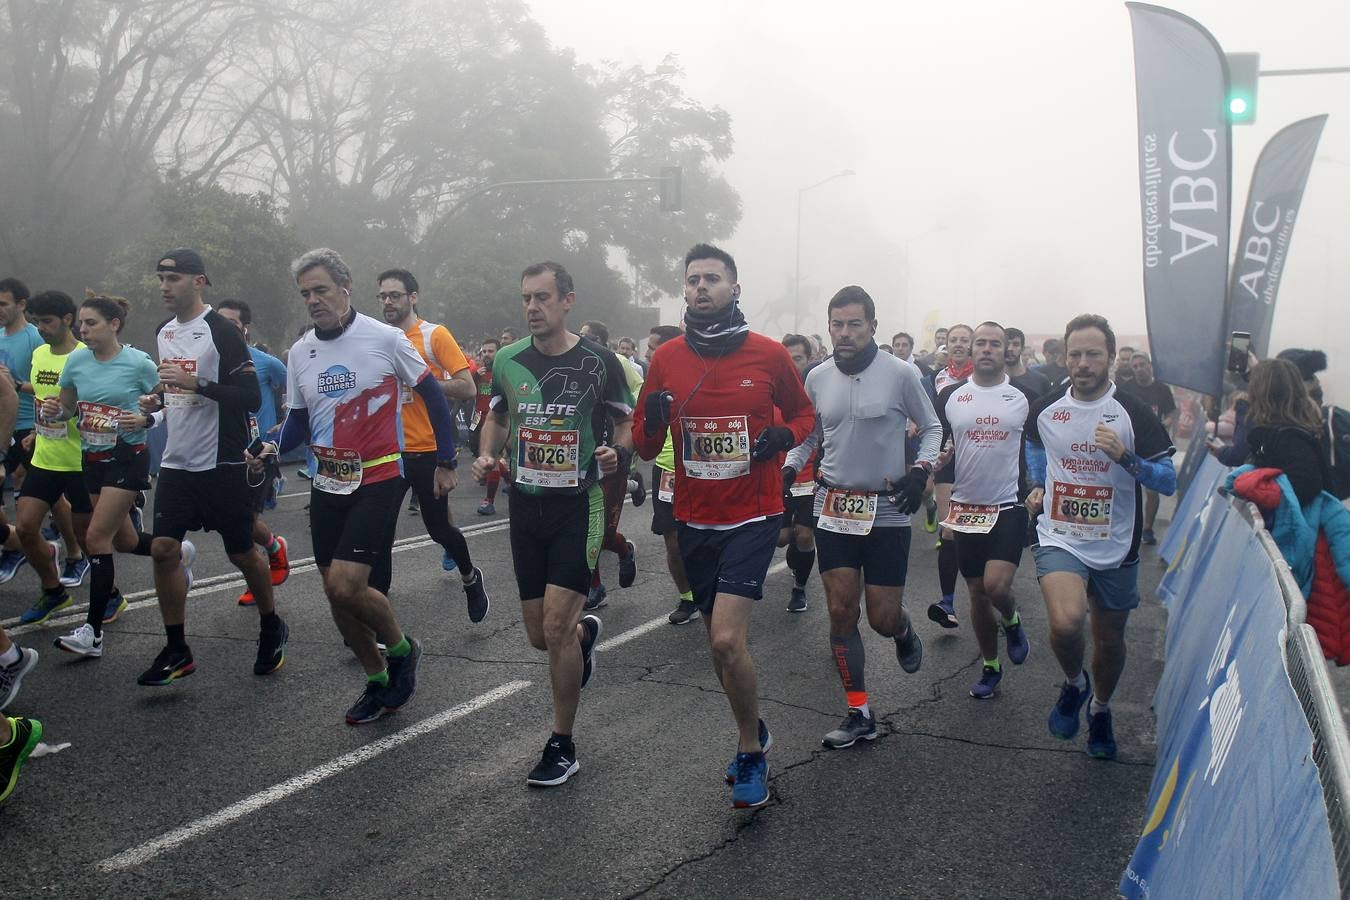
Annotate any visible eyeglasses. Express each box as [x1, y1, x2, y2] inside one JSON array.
[[377, 291, 407, 302]]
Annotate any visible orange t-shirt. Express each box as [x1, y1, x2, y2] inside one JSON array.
[[400, 319, 469, 452]]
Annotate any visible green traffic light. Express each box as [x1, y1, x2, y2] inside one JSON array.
[[1229, 97, 1248, 116]]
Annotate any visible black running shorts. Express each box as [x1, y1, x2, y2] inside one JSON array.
[[955, 504, 1028, 579], [19, 463, 93, 514], [84, 445, 152, 497], [153, 465, 255, 555], [814, 525, 911, 587], [678, 515, 782, 613], [509, 485, 604, 599], [309, 475, 405, 571]]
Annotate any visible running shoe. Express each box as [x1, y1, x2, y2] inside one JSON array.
[[54, 623, 103, 658], [442, 550, 457, 573], [579, 614, 602, 689], [476, 500, 496, 516], [629, 470, 647, 507], [969, 665, 1002, 700], [254, 618, 289, 675], [0, 716, 43, 804], [526, 737, 579, 787], [926, 598, 959, 629], [407, 495, 420, 515], [180, 539, 197, 593], [618, 541, 637, 589], [464, 567, 490, 624], [382, 637, 422, 711], [724, 719, 773, 783], [345, 682, 389, 725], [822, 708, 878, 749], [1048, 672, 1092, 740], [0, 648, 38, 710], [269, 535, 290, 585], [1004, 618, 1030, 665], [730, 752, 769, 809], [129, 504, 143, 535], [41, 520, 59, 542], [102, 592, 127, 624], [1087, 708, 1118, 759], [924, 497, 938, 533], [895, 626, 924, 674], [136, 645, 195, 686], [786, 586, 807, 614], [1141, 528, 1157, 546], [237, 589, 257, 607], [58, 555, 90, 588], [583, 583, 607, 611], [296, 467, 311, 481], [668, 599, 700, 625], [0, 549, 27, 584], [18, 589, 71, 625]]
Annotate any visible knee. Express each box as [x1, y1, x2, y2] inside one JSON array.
[[14, 518, 39, 543], [541, 610, 578, 650], [709, 628, 745, 663], [828, 600, 859, 633], [864, 605, 896, 635], [323, 574, 364, 607], [526, 629, 548, 652], [150, 538, 180, 566]]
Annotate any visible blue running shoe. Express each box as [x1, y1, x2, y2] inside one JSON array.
[[969, 665, 1002, 700], [0, 550, 28, 585], [40, 522, 59, 542], [18, 590, 72, 625], [129, 504, 144, 536], [1004, 617, 1030, 665], [1087, 708, 1118, 759], [383, 637, 422, 710], [476, 501, 495, 516], [442, 550, 457, 573], [730, 752, 769, 809], [1048, 672, 1092, 740], [725, 719, 773, 783], [102, 592, 128, 625], [59, 556, 90, 588]]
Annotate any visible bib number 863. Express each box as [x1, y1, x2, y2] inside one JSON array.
[[693, 435, 738, 456]]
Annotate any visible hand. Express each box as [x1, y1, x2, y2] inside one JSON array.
[[471, 455, 496, 483], [115, 411, 146, 432], [595, 444, 619, 477], [244, 441, 276, 473], [1026, 487, 1045, 513], [433, 465, 458, 499], [750, 426, 794, 462], [781, 466, 797, 499], [906, 421, 919, 438], [40, 396, 63, 420], [1093, 424, 1126, 461], [891, 466, 929, 514], [20, 432, 33, 453], [934, 443, 954, 471], [157, 363, 197, 391], [138, 393, 163, 414], [643, 390, 675, 437]]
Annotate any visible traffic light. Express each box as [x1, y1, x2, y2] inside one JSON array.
[[659, 166, 682, 212], [1226, 52, 1259, 125]]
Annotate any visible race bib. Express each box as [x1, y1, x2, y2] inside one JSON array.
[[817, 488, 877, 535], [163, 358, 203, 408], [943, 502, 1001, 534], [248, 414, 261, 443], [400, 383, 414, 406], [516, 427, 580, 488], [76, 401, 122, 448], [311, 445, 363, 495], [680, 416, 750, 480], [470, 407, 484, 431], [657, 468, 675, 503], [789, 480, 816, 498], [1049, 482, 1113, 541], [35, 414, 69, 441]]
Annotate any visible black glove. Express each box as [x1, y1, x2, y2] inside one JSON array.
[[891, 466, 929, 515], [643, 390, 674, 437], [751, 426, 794, 462], [781, 466, 798, 500]]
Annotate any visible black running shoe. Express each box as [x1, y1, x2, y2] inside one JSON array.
[[786, 586, 807, 613], [895, 626, 924, 674], [137, 645, 195, 686], [583, 583, 607, 611], [579, 615, 602, 689], [254, 618, 289, 675], [465, 567, 490, 623], [526, 737, 578, 787], [383, 638, 422, 710], [629, 470, 647, 507], [618, 540, 637, 589], [345, 682, 389, 725]]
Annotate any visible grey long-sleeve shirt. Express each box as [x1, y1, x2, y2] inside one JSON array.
[[786, 353, 941, 524]]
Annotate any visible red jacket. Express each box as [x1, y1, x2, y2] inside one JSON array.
[[634, 333, 815, 527]]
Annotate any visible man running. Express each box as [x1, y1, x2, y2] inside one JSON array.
[[928, 323, 974, 630], [1004, 327, 1052, 399], [784, 286, 939, 749], [138, 248, 287, 685], [1119, 352, 1176, 546], [635, 244, 814, 808], [935, 322, 1035, 700], [215, 299, 292, 606], [471, 261, 632, 787], [779, 333, 819, 613], [470, 338, 505, 515], [376, 268, 489, 620], [1026, 314, 1175, 759], [256, 248, 459, 724]]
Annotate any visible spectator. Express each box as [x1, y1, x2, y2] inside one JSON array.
[[1244, 359, 1332, 505]]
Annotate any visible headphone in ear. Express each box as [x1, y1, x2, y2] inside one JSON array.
[[343, 288, 351, 298], [731, 286, 741, 300]]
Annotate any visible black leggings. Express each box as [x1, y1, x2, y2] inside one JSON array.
[[402, 452, 473, 574]]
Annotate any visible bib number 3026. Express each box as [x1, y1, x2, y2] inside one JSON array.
[[516, 427, 580, 488]]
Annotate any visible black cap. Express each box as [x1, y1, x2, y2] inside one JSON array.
[[1276, 348, 1327, 381], [156, 248, 211, 286]]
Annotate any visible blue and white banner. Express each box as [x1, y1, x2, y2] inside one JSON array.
[[1159, 452, 1228, 569]]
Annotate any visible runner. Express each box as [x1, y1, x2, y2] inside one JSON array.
[[376, 268, 489, 620], [254, 248, 458, 724], [215, 299, 292, 606], [1026, 314, 1175, 759], [779, 333, 819, 613], [0, 625, 40, 804], [469, 338, 505, 515], [41, 296, 162, 656], [784, 286, 939, 749], [0, 278, 53, 583], [137, 247, 287, 684], [1119, 352, 1177, 545], [578, 319, 641, 611], [471, 261, 631, 787], [634, 244, 814, 808], [1004, 327, 1052, 399], [934, 322, 1036, 700], [928, 323, 974, 630]]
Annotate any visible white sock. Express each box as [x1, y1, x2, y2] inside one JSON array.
[[855, 703, 871, 718], [1090, 697, 1110, 717], [1068, 671, 1088, 691], [0, 644, 20, 667]]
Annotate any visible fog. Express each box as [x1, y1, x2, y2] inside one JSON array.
[[528, 0, 1350, 399]]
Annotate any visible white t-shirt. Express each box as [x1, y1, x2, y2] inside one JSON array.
[[937, 375, 1036, 507]]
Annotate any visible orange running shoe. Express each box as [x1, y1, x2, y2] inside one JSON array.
[[269, 535, 290, 586], [237, 589, 256, 607]]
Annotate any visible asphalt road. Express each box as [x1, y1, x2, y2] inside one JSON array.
[[2, 470, 1168, 898]]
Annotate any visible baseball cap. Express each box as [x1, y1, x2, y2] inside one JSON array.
[[156, 248, 211, 285], [1276, 348, 1327, 381]]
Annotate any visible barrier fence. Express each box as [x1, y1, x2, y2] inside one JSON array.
[[1121, 458, 1350, 897]]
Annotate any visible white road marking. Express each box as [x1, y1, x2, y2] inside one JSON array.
[[94, 680, 532, 873]]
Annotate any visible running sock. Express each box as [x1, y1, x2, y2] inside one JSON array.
[[938, 539, 959, 597], [386, 635, 411, 658], [1002, 610, 1021, 628], [1068, 671, 1088, 691], [984, 658, 1002, 672], [86, 553, 115, 633], [0, 644, 20, 667], [551, 731, 574, 751], [367, 669, 390, 687], [679, 589, 694, 603], [166, 623, 187, 651], [590, 568, 602, 590], [786, 545, 816, 588], [485, 466, 502, 501], [260, 612, 282, 633], [603, 531, 628, 555], [1090, 697, 1110, 716], [830, 632, 867, 702], [132, 532, 153, 556]]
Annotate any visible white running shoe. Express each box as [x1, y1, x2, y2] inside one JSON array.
[[55, 623, 103, 658], [181, 539, 197, 592]]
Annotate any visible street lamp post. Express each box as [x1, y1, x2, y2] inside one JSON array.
[[793, 169, 855, 333]]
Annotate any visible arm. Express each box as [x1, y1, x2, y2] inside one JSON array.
[[1026, 440, 1047, 487], [412, 373, 458, 465], [909, 374, 942, 468], [196, 364, 262, 412], [274, 407, 311, 456], [1118, 451, 1178, 496], [784, 416, 821, 472], [443, 368, 476, 402], [632, 352, 667, 460]]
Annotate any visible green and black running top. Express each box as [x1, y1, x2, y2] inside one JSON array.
[[489, 336, 634, 497]]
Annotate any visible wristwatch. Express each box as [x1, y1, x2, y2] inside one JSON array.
[[436, 459, 458, 470]]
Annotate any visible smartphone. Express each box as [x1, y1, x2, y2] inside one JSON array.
[[1226, 332, 1251, 376], [247, 437, 268, 458]]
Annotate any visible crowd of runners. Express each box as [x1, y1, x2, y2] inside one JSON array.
[[0, 242, 1178, 811]]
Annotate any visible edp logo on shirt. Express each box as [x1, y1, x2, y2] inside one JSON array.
[[318, 365, 357, 397]]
